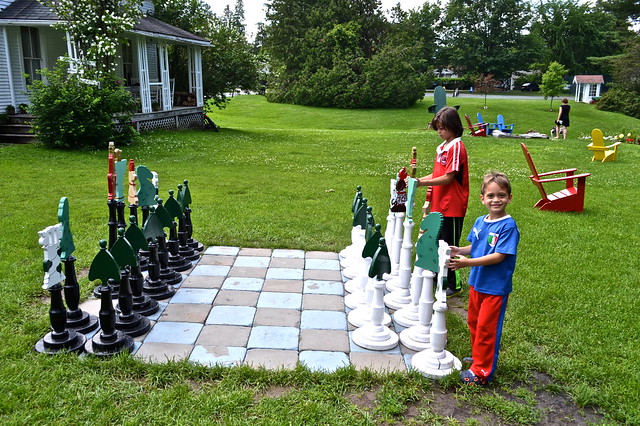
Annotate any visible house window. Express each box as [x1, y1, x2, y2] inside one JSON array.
[[122, 43, 135, 85], [589, 84, 597, 97], [21, 27, 42, 85]]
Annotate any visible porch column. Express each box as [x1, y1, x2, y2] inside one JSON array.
[[136, 37, 152, 114], [188, 46, 204, 107], [2, 27, 16, 108], [158, 43, 171, 111]]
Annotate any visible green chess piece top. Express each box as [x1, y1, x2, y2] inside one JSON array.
[[368, 237, 391, 280], [365, 206, 375, 241], [182, 180, 192, 207], [136, 165, 156, 207], [353, 197, 368, 228], [57, 197, 75, 261], [154, 198, 174, 228], [142, 207, 165, 241], [415, 212, 443, 273], [110, 228, 138, 269], [88, 240, 121, 285], [406, 177, 419, 221], [362, 223, 382, 259], [352, 186, 362, 214], [125, 215, 149, 252], [165, 190, 183, 220]]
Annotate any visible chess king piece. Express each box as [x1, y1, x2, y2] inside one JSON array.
[[351, 238, 399, 351], [57, 197, 98, 334], [35, 224, 86, 354]]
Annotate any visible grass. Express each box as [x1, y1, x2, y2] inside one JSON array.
[[0, 94, 639, 424]]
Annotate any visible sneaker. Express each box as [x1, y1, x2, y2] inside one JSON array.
[[460, 369, 487, 386], [446, 287, 462, 298]]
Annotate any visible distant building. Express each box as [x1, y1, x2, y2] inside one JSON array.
[[572, 75, 604, 103]]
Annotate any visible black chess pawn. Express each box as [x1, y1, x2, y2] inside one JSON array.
[[165, 189, 198, 263], [84, 282, 134, 357], [166, 222, 192, 271], [63, 256, 99, 334], [180, 180, 204, 252], [142, 240, 176, 300], [177, 213, 199, 261], [156, 234, 183, 285], [35, 283, 86, 354], [128, 264, 159, 316], [115, 271, 151, 337]]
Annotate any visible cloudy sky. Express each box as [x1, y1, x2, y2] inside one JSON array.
[[204, 0, 431, 40]]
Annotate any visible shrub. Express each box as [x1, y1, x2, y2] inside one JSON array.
[[28, 59, 138, 149], [596, 87, 640, 119]]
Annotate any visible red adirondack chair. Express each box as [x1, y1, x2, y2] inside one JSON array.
[[520, 143, 591, 212], [464, 114, 486, 136]]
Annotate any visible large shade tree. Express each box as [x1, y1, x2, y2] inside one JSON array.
[[263, 0, 435, 108], [438, 0, 535, 79]]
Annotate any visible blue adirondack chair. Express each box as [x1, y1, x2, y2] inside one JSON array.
[[488, 114, 515, 134]]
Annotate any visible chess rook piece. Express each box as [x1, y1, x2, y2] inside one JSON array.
[[142, 240, 176, 300], [35, 283, 86, 354], [63, 256, 99, 333], [84, 282, 135, 357], [115, 271, 151, 337]]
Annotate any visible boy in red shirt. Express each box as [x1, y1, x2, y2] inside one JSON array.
[[416, 107, 469, 297]]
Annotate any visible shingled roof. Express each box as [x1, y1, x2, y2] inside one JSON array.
[[573, 75, 605, 84], [0, 0, 210, 46]]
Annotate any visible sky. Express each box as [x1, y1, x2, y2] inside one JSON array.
[[204, 0, 430, 41]]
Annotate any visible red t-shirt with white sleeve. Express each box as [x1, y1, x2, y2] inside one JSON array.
[[429, 137, 469, 217]]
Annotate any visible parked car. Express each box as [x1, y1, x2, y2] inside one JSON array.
[[521, 83, 539, 91]]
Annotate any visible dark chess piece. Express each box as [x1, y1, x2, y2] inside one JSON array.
[[179, 180, 204, 252], [107, 198, 118, 250], [142, 240, 176, 300], [156, 234, 183, 285], [165, 190, 198, 263], [35, 283, 87, 354], [126, 215, 148, 271], [157, 196, 191, 272], [112, 227, 158, 316], [84, 282, 135, 357], [63, 256, 99, 334], [90, 240, 122, 299], [115, 272, 151, 337]]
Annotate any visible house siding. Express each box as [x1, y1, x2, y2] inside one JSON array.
[[0, 27, 12, 108]]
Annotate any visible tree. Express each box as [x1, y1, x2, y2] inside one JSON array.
[[152, 0, 259, 107], [540, 61, 568, 111], [44, 0, 142, 79], [530, 0, 620, 74], [263, 0, 434, 108], [596, 35, 640, 118], [474, 74, 500, 109], [439, 0, 535, 79]]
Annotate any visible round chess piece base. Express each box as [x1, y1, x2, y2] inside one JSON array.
[[410, 349, 461, 378], [352, 325, 399, 351], [66, 309, 100, 334], [84, 330, 134, 357], [35, 329, 86, 354]]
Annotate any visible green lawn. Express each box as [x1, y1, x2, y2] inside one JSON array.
[[0, 95, 638, 424]]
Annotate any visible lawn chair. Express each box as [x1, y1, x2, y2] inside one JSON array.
[[427, 86, 460, 115], [488, 114, 514, 134], [520, 143, 591, 212], [464, 114, 486, 136], [587, 128, 621, 162]]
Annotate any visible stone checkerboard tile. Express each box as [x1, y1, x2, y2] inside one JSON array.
[[80, 246, 415, 372]]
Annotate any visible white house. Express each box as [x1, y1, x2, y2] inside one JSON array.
[[572, 75, 604, 103], [0, 0, 211, 131]]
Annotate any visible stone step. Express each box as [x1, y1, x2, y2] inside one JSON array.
[[0, 133, 36, 144], [0, 123, 32, 134]]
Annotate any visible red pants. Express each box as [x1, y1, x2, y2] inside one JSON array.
[[467, 287, 509, 382]]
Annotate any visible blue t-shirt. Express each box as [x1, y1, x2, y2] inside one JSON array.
[[467, 214, 520, 296]]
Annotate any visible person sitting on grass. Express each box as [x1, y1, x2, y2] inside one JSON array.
[[449, 172, 520, 386]]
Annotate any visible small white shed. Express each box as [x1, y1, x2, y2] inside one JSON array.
[[573, 75, 604, 103]]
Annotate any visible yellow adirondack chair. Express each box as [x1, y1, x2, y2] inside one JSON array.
[[588, 129, 621, 162]]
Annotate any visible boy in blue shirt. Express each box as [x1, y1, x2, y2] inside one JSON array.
[[449, 172, 520, 385]]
